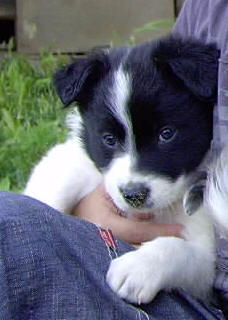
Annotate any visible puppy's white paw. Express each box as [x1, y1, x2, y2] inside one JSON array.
[[106, 250, 164, 304]]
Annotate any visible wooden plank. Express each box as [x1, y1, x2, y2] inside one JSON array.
[[16, 0, 174, 54], [0, 0, 15, 20]]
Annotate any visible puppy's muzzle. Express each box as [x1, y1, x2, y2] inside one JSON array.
[[119, 183, 149, 208]]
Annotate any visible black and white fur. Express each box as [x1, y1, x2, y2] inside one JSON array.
[[25, 36, 219, 304], [206, 147, 228, 237]]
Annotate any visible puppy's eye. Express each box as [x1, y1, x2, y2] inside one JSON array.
[[159, 127, 176, 143], [102, 133, 117, 147]]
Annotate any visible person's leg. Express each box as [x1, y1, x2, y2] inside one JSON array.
[[0, 191, 226, 320], [0, 191, 136, 320]]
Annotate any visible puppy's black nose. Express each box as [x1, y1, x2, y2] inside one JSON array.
[[119, 183, 149, 208]]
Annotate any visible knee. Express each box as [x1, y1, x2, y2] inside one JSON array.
[[0, 191, 55, 220]]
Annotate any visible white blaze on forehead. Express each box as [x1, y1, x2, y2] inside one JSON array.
[[110, 66, 134, 152]]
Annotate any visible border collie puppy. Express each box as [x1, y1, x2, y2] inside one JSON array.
[[25, 36, 219, 304]]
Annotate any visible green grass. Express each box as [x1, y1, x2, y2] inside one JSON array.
[[0, 48, 68, 192]]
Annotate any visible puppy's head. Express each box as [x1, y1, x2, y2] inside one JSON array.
[[54, 36, 219, 218]]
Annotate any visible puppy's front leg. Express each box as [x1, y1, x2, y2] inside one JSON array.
[[24, 139, 102, 213], [107, 236, 215, 304]]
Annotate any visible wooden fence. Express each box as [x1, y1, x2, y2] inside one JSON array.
[[0, 0, 185, 54]]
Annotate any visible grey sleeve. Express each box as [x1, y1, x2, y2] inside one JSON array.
[[173, 0, 228, 152], [173, 0, 210, 42]]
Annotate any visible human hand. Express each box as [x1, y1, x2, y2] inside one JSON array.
[[73, 184, 183, 245]]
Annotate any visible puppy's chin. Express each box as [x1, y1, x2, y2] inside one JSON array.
[[104, 190, 154, 221]]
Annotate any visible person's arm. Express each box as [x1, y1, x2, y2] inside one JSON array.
[[74, 184, 183, 245]]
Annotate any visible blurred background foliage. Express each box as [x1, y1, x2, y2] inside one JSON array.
[[0, 43, 68, 191]]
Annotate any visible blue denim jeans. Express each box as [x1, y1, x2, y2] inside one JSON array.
[[0, 191, 226, 320]]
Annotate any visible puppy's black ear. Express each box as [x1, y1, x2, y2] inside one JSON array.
[[54, 53, 109, 106], [152, 36, 219, 102]]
